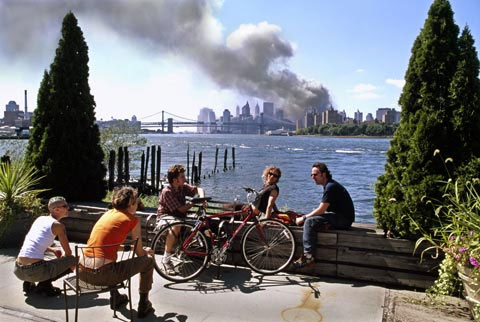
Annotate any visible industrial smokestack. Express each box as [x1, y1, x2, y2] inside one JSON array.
[[24, 89, 28, 120]]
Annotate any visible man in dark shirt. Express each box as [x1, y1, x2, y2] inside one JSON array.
[[293, 162, 355, 268]]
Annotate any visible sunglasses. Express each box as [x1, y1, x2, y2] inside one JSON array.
[[268, 172, 279, 178]]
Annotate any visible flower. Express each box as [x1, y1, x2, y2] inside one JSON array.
[[470, 257, 479, 268]]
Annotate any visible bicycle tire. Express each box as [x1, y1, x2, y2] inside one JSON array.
[[151, 222, 209, 282], [241, 219, 295, 274]]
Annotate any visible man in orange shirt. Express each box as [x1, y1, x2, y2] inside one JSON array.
[[81, 186, 155, 319]]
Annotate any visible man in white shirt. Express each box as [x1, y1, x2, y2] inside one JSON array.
[[14, 196, 76, 296]]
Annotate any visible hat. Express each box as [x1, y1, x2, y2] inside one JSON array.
[[48, 196, 68, 209]]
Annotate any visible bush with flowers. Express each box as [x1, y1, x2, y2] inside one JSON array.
[[409, 150, 480, 320]]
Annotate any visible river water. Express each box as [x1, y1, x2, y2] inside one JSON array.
[[142, 134, 390, 224], [0, 135, 390, 224]]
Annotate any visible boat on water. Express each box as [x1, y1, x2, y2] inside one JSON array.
[[265, 128, 289, 136]]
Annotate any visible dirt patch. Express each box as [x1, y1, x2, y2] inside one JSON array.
[[383, 289, 473, 322]]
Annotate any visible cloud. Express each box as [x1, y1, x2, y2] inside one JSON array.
[[351, 83, 377, 93], [349, 83, 381, 100], [385, 78, 405, 88], [355, 92, 381, 100], [355, 68, 365, 73]]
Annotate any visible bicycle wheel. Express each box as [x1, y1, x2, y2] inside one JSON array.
[[151, 222, 209, 282], [241, 219, 295, 274]]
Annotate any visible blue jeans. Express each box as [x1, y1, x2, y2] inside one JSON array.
[[302, 213, 351, 255]]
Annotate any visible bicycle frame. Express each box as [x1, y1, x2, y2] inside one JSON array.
[[180, 205, 263, 259]]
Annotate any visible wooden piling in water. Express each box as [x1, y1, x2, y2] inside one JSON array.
[[187, 144, 190, 182], [108, 150, 115, 191], [232, 147, 235, 169], [151, 145, 156, 192], [156, 146, 161, 192], [223, 148, 227, 171], [117, 147, 124, 184], [191, 152, 196, 183], [214, 146, 219, 174], [140, 151, 145, 189], [144, 147, 150, 189], [198, 152, 202, 179], [124, 147, 130, 184]]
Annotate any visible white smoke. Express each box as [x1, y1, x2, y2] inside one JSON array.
[[0, 0, 331, 119]]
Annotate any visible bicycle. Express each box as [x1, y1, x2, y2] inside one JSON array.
[[151, 187, 296, 282]]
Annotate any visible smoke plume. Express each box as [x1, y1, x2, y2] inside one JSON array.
[[0, 0, 331, 119]]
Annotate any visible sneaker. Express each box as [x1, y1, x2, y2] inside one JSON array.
[[137, 299, 155, 318], [163, 259, 177, 275], [292, 254, 315, 269], [110, 292, 129, 310], [23, 281, 36, 295], [35, 281, 61, 297]]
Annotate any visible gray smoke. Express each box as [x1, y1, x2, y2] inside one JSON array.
[[0, 0, 331, 119]]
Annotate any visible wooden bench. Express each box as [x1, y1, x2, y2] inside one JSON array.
[[62, 202, 440, 290]]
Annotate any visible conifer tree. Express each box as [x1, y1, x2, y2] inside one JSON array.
[[26, 12, 106, 201], [374, 0, 467, 237]]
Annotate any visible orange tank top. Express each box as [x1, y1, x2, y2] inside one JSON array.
[[85, 208, 138, 261]]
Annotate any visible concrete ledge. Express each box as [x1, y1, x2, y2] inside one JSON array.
[[62, 202, 440, 290]]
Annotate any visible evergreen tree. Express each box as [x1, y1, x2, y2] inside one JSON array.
[[450, 27, 480, 164], [26, 12, 106, 201], [374, 0, 468, 237]]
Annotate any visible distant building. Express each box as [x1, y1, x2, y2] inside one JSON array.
[[296, 119, 303, 131], [197, 107, 217, 133], [275, 109, 284, 120], [354, 109, 363, 123], [235, 105, 240, 117], [241, 102, 250, 118], [254, 103, 260, 118], [376, 108, 391, 122], [263, 102, 274, 118], [5, 101, 19, 112], [382, 108, 401, 124], [365, 113, 374, 122], [322, 108, 343, 124], [221, 109, 231, 133], [304, 112, 315, 128], [314, 113, 321, 126]]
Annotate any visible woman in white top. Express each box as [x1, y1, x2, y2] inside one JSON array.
[[14, 196, 76, 296]]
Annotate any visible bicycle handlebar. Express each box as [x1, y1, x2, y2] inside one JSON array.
[[186, 197, 212, 204], [242, 187, 256, 193]]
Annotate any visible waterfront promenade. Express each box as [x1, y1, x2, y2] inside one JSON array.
[[0, 243, 471, 322]]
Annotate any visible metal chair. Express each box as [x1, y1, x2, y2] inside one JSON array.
[[63, 239, 138, 322]]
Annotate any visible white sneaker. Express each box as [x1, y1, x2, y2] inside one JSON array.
[[163, 258, 176, 275]]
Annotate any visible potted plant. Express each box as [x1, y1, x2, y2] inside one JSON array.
[[0, 160, 47, 247], [409, 152, 480, 320]]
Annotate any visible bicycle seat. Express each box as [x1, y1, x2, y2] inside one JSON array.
[[187, 197, 212, 204]]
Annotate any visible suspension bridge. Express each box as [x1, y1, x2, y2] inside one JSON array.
[[139, 110, 295, 134]]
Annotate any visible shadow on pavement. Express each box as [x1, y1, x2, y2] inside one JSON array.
[[162, 265, 325, 297]]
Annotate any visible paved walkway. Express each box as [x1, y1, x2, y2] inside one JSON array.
[[0, 247, 386, 322]]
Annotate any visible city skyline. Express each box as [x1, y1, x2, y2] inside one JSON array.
[[1, 0, 479, 122]]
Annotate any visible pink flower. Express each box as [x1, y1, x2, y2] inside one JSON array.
[[450, 235, 456, 241], [459, 247, 467, 253], [455, 254, 462, 260], [469, 257, 479, 267], [470, 231, 474, 236]]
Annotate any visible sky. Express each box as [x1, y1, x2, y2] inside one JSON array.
[[1, 0, 479, 123]]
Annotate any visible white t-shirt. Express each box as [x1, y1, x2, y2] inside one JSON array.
[[18, 216, 56, 260]]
